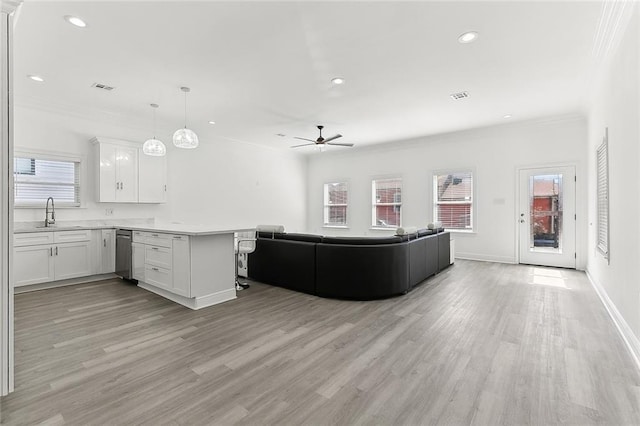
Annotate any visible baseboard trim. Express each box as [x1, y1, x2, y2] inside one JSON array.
[[455, 252, 517, 264], [137, 282, 237, 310], [586, 268, 640, 372], [14, 273, 118, 294]]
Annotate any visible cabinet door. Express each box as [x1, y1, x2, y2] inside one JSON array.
[[171, 236, 190, 297], [138, 153, 167, 203], [101, 229, 116, 274], [98, 143, 118, 202], [14, 245, 55, 286], [55, 241, 92, 280], [116, 146, 138, 202], [132, 242, 145, 281]]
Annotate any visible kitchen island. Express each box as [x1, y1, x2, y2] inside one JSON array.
[[14, 221, 252, 310]]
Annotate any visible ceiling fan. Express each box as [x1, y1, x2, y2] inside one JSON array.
[[290, 125, 354, 148]]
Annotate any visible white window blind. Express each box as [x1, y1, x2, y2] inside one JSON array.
[[323, 182, 348, 226], [434, 171, 473, 230], [596, 134, 609, 261], [14, 156, 80, 206], [372, 178, 402, 227]]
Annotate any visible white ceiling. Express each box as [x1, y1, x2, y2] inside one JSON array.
[[14, 1, 604, 152]]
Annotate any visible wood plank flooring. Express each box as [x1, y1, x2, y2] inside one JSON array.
[[1, 260, 640, 425]]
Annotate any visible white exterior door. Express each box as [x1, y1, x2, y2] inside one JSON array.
[[518, 166, 576, 268]]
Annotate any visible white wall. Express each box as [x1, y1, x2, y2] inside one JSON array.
[[13, 104, 307, 231], [307, 116, 587, 267], [586, 6, 640, 357]]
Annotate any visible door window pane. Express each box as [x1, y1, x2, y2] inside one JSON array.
[[530, 174, 563, 252]]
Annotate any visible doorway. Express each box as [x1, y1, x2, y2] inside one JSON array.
[[518, 166, 576, 268]]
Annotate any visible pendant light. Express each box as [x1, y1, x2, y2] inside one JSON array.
[[143, 103, 167, 156], [173, 86, 199, 149]]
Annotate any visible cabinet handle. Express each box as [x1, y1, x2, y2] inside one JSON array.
[[164, 184, 167, 192], [121, 182, 124, 190], [103, 239, 107, 247], [151, 234, 159, 237], [55, 247, 58, 256], [152, 267, 159, 271], [116, 182, 119, 190], [151, 247, 159, 251], [173, 236, 182, 239], [50, 247, 53, 256]]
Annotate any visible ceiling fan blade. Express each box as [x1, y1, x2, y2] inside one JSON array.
[[327, 142, 354, 147], [293, 137, 316, 142], [323, 134, 342, 143], [290, 142, 317, 148]]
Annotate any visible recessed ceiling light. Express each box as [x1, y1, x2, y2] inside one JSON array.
[[27, 75, 44, 82], [331, 77, 345, 85], [208, 121, 216, 125], [64, 15, 87, 28], [503, 114, 512, 119], [458, 31, 478, 44]]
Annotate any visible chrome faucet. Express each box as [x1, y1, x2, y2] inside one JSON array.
[[44, 197, 55, 227]]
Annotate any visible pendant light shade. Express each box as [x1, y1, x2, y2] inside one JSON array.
[[143, 104, 166, 157], [173, 87, 199, 149]]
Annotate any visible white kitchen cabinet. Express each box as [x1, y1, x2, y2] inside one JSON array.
[[138, 153, 167, 203], [171, 235, 191, 297], [14, 245, 55, 286], [100, 229, 116, 274], [92, 138, 139, 203], [13, 230, 93, 287], [55, 241, 92, 280], [132, 242, 145, 282], [134, 232, 190, 298]]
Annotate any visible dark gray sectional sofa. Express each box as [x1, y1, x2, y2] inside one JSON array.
[[248, 228, 451, 300]]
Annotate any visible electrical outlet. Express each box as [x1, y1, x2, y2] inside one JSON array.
[[105, 208, 114, 216]]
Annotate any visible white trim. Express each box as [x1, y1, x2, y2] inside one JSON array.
[[137, 282, 236, 310], [13, 273, 117, 294], [455, 252, 516, 264], [586, 269, 640, 373]]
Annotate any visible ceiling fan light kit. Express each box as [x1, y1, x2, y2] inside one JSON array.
[[290, 125, 354, 149], [173, 86, 199, 149], [143, 103, 167, 157]]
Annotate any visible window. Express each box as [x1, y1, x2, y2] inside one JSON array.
[[323, 182, 348, 226], [13, 155, 80, 207], [372, 178, 402, 228], [434, 171, 473, 231], [596, 131, 609, 261]]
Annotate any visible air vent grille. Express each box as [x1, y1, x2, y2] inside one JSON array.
[[450, 91, 469, 100], [91, 83, 115, 91]]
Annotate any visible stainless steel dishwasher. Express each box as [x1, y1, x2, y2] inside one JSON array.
[[115, 229, 133, 280]]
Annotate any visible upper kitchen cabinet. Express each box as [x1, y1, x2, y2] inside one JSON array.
[[138, 152, 167, 203], [91, 137, 166, 204]]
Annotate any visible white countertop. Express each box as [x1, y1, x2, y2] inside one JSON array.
[[14, 219, 254, 236]]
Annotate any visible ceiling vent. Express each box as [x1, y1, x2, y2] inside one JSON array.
[[450, 91, 469, 100], [91, 82, 115, 91]]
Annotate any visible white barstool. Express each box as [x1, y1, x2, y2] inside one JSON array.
[[235, 230, 256, 291]]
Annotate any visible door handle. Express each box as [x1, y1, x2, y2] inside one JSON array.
[[520, 219, 525, 223]]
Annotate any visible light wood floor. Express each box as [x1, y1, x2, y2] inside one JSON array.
[[1, 260, 640, 425]]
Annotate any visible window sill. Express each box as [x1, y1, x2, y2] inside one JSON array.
[[446, 229, 476, 235], [369, 227, 397, 231], [323, 225, 349, 229], [14, 205, 84, 209]]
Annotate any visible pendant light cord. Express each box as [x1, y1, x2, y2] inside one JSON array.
[[184, 91, 187, 129], [153, 107, 157, 139]]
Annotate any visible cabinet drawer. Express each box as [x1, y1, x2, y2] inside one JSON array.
[[134, 231, 173, 248], [14, 232, 54, 247], [133, 231, 145, 243], [145, 245, 172, 269], [54, 230, 91, 243], [145, 264, 172, 289]]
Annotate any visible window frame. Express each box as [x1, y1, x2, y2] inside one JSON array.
[[323, 181, 349, 228], [433, 169, 475, 232], [13, 149, 85, 209], [371, 176, 402, 229]]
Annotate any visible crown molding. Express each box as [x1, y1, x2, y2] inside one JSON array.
[[592, 0, 636, 64], [2, 0, 22, 15]]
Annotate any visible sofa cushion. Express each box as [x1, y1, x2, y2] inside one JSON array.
[[275, 233, 323, 243], [256, 224, 285, 234], [320, 236, 404, 245]]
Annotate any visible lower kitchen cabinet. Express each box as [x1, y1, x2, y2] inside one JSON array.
[[14, 230, 94, 287], [100, 229, 116, 274]]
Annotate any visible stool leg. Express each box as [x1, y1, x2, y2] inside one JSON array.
[[235, 251, 243, 291]]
